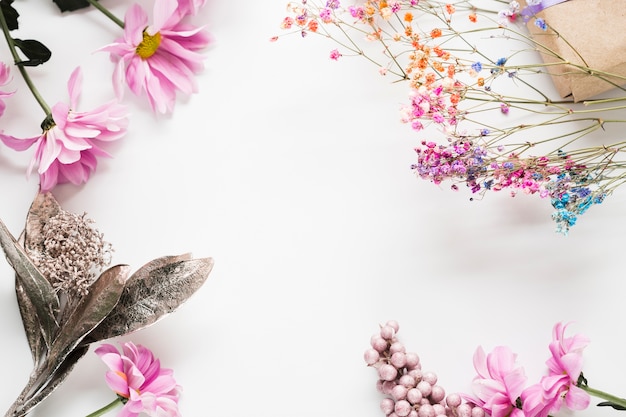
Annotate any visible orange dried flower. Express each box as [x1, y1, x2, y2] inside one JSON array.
[[477, 77, 485, 86], [433, 61, 444, 72], [430, 28, 442, 38], [445, 4, 455, 14], [468, 13, 477, 23], [404, 12, 413, 22], [308, 20, 319, 32]]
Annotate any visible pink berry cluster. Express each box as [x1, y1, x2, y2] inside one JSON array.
[[364, 321, 486, 417]]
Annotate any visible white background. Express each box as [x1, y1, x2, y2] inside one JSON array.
[[0, 1, 625, 417]]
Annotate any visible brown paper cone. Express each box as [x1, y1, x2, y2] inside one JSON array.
[[519, 0, 626, 101]]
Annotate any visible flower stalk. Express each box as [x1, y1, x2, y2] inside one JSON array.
[[84, 398, 122, 417], [579, 385, 626, 410], [84, 0, 124, 29], [0, 7, 51, 116], [274, 0, 626, 233]]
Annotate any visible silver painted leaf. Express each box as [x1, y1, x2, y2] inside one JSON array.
[[45, 265, 130, 375], [83, 256, 213, 344], [22, 192, 61, 259], [0, 218, 58, 349], [15, 276, 46, 366], [14, 233, 46, 367], [5, 346, 89, 417], [5, 265, 130, 417]]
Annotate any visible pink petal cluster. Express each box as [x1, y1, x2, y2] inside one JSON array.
[[100, 0, 211, 114], [177, 0, 207, 16], [0, 67, 128, 191], [95, 342, 181, 417], [0, 62, 14, 116], [468, 346, 527, 417], [400, 82, 460, 132], [522, 322, 590, 417]]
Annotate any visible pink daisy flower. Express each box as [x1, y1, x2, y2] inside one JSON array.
[[95, 342, 181, 417], [100, 0, 211, 114], [0, 67, 128, 191]]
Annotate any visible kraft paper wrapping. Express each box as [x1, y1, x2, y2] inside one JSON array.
[[519, 0, 626, 102]]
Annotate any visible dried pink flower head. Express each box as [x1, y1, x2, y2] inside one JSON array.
[[30, 208, 113, 298]]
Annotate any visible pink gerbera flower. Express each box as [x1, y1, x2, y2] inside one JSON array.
[[0, 67, 128, 191], [100, 0, 211, 114], [95, 342, 181, 417]]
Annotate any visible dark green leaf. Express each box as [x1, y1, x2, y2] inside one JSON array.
[[52, 0, 93, 12], [0, 219, 58, 350], [83, 255, 214, 344], [13, 39, 51, 66], [597, 401, 626, 411], [1, 0, 19, 31]]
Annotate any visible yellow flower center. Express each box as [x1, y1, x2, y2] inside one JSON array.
[[136, 30, 162, 59]]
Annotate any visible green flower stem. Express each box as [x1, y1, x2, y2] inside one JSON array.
[[0, 8, 51, 116], [85, 398, 123, 417], [580, 385, 626, 409], [85, 0, 125, 29]]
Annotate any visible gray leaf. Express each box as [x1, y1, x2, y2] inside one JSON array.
[[15, 276, 46, 366], [22, 192, 62, 258], [6, 346, 89, 417], [46, 265, 130, 373], [83, 255, 214, 344], [0, 218, 58, 350]]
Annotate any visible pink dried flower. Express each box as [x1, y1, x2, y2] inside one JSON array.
[[329, 48, 341, 60], [95, 342, 181, 417], [0, 67, 128, 192], [522, 322, 590, 417], [468, 346, 527, 417], [99, 0, 211, 114]]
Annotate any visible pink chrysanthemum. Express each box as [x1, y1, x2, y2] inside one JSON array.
[[0, 67, 128, 192], [468, 346, 527, 417], [177, 0, 207, 16], [100, 0, 211, 114], [0, 62, 14, 116], [522, 322, 590, 417], [95, 342, 181, 417]]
